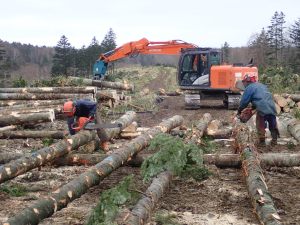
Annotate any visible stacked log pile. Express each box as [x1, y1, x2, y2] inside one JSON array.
[[274, 93, 300, 114]]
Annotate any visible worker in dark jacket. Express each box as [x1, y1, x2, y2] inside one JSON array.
[[62, 99, 109, 151], [237, 74, 279, 146]]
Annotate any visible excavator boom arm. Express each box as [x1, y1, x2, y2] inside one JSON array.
[[93, 38, 197, 79]]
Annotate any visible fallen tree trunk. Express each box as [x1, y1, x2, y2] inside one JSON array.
[[0, 99, 65, 108], [0, 130, 66, 139], [0, 93, 94, 100], [118, 171, 173, 225], [234, 122, 282, 225], [206, 128, 232, 139], [203, 153, 300, 168], [282, 94, 300, 102], [189, 113, 212, 144], [0, 106, 62, 117], [0, 110, 55, 126], [0, 87, 96, 94], [0, 111, 136, 184], [0, 153, 23, 164], [4, 115, 183, 225], [287, 119, 300, 142], [53, 153, 145, 167], [69, 76, 134, 91], [0, 125, 17, 132], [242, 148, 282, 225]]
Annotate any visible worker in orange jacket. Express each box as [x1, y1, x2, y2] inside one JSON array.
[[62, 99, 109, 151]]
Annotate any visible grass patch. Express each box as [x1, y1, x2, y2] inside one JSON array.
[[86, 175, 139, 225], [294, 108, 300, 119], [0, 184, 27, 197], [155, 211, 181, 225], [42, 138, 54, 147]]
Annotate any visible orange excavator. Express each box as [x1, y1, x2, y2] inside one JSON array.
[[93, 38, 258, 109], [93, 38, 197, 79]]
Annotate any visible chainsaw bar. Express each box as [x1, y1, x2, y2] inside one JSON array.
[[84, 122, 122, 130]]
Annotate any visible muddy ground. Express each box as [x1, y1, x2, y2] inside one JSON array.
[[0, 94, 299, 225]]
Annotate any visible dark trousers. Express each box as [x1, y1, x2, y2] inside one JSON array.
[[256, 114, 278, 141]]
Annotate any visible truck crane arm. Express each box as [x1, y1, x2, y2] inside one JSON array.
[[93, 38, 197, 79]]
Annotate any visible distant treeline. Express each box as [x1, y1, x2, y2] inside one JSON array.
[[0, 11, 300, 81]]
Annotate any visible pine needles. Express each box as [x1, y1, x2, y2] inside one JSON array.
[[141, 134, 211, 182]]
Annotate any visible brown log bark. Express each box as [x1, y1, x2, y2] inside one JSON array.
[[119, 171, 173, 225], [52, 153, 146, 167], [0, 106, 62, 117], [4, 115, 183, 225], [0, 111, 136, 184], [203, 153, 300, 168], [96, 90, 119, 101], [0, 99, 65, 109], [69, 76, 134, 91], [241, 148, 282, 225], [282, 94, 300, 102], [206, 128, 232, 139], [0, 125, 17, 132], [287, 118, 300, 142], [0, 87, 96, 94], [0, 153, 23, 164], [0, 130, 66, 139], [0, 93, 94, 100], [0, 110, 55, 126], [273, 95, 288, 107], [188, 113, 212, 144], [234, 122, 282, 225]]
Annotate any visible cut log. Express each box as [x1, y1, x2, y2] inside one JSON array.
[[273, 95, 288, 107], [69, 76, 134, 91], [52, 153, 146, 167], [206, 128, 232, 139], [0, 93, 94, 100], [118, 171, 173, 225], [274, 103, 281, 114], [0, 130, 66, 139], [234, 121, 282, 225], [0, 153, 23, 164], [122, 121, 138, 133], [0, 87, 96, 94], [96, 90, 119, 101], [287, 119, 300, 141], [0, 99, 65, 108], [0, 111, 136, 184], [4, 115, 183, 225], [0, 110, 55, 126], [203, 153, 300, 168], [241, 148, 282, 225], [0, 106, 62, 117], [206, 119, 222, 135], [282, 106, 290, 113], [189, 113, 212, 144], [120, 132, 141, 139], [0, 125, 17, 132], [282, 94, 300, 102]]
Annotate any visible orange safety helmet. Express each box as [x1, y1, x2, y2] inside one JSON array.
[[63, 101, 75, 117], [242, 73, 257, 83]]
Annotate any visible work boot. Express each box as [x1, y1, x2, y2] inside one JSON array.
[[257, 138, 266, 147], [270, 130, 278, 146]]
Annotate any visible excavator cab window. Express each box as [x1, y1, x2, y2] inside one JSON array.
[[180, 53, 209, 86]]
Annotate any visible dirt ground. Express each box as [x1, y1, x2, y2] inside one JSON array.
[[0, 94, 299, 224]]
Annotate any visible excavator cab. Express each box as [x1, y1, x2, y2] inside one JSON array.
[[178, 48, 258, 109], [93, 60, 108, 80], [178, 48, 221, 87]]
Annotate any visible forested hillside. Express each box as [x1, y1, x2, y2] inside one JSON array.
[[0, 11, 299, 89]]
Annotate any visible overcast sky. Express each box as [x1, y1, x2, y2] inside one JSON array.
[[1, 0, 299, 48]]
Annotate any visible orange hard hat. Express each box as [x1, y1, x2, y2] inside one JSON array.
[[242, 73, 257, 83], [63, 101, 75, 117]]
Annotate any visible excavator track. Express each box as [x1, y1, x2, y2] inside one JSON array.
[[224, 94, 241, 110]]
